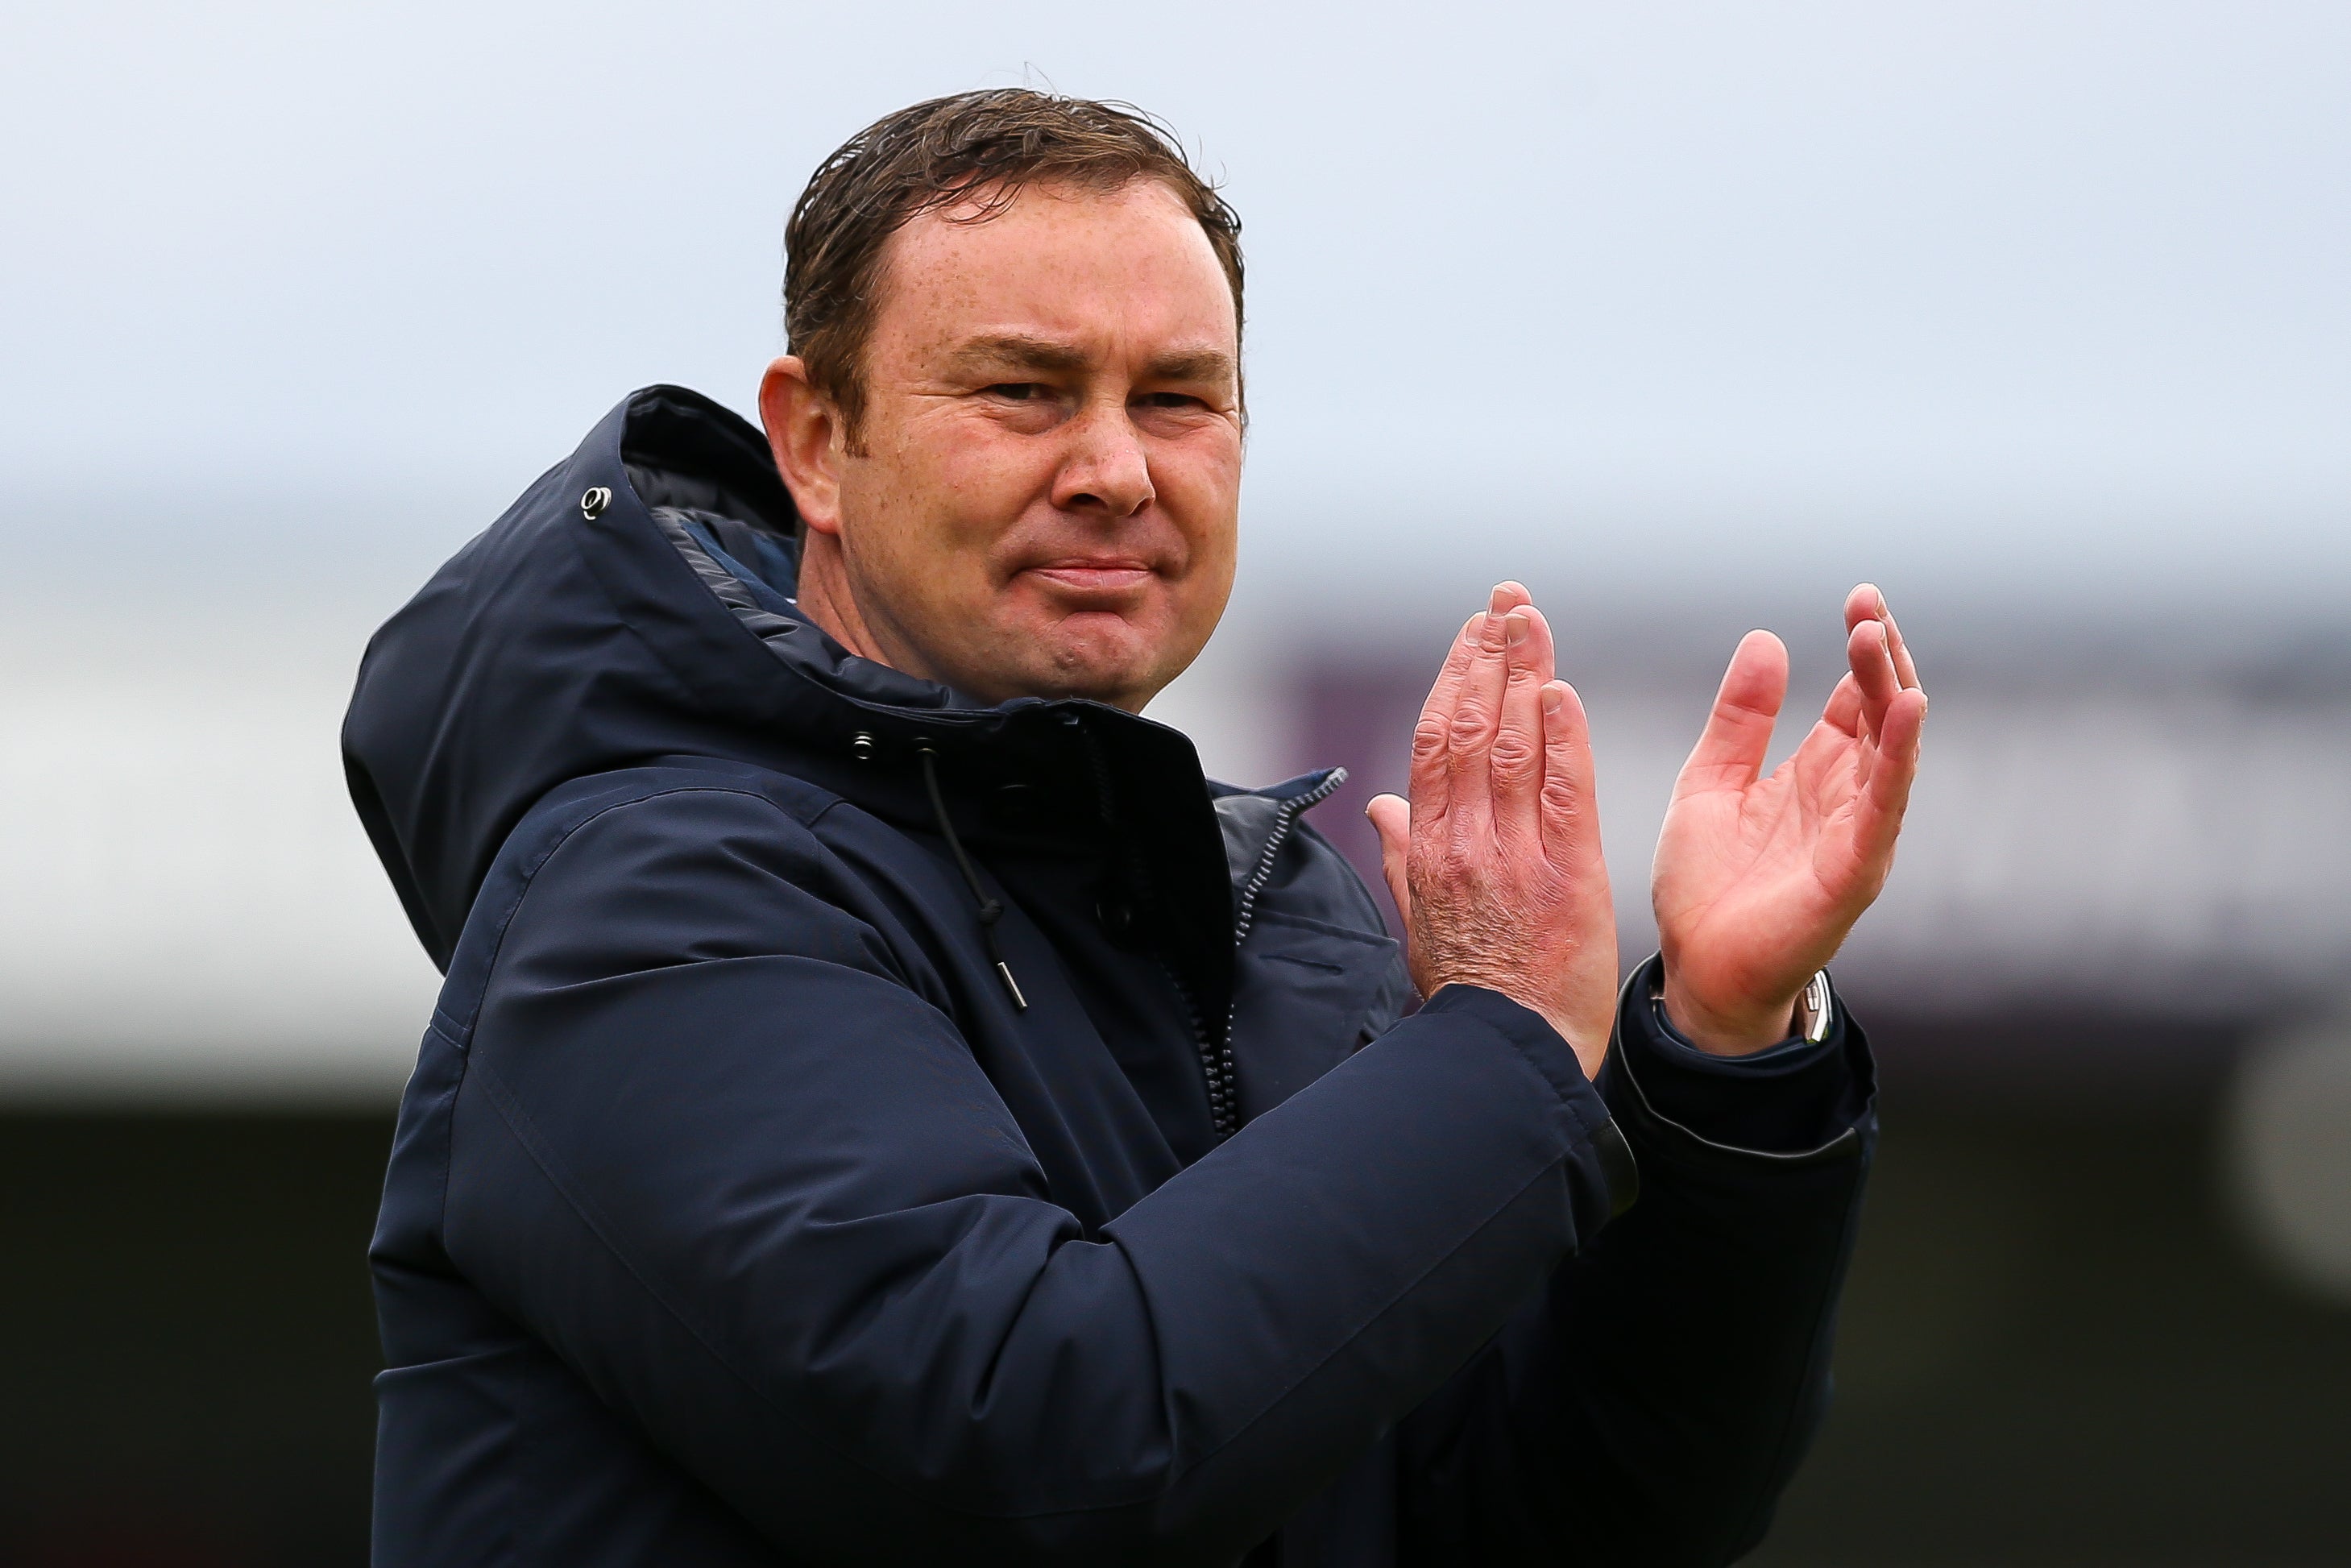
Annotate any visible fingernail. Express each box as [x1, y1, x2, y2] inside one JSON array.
[[1504, 612, 1529, 647], [1541, 685, 1564, 714]]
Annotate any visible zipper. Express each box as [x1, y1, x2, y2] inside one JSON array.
[[1167, 962, 1236, 1139], [1194, 768, 1350, 1140], [1231, 769, 1347, 948]]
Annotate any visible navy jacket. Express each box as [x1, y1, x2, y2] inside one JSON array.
[[345, 386, 1876, 1567]]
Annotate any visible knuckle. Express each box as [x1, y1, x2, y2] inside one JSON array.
[[1489, 733, 1539, 777], [1446, 707, 1491, 748]]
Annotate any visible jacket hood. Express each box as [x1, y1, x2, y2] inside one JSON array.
[[343, 385, 1231, 975]]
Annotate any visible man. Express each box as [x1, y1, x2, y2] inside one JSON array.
[[346, 90, 1924, 1567]]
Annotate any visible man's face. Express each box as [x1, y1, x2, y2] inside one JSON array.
[[767, 180, 1243, 711]]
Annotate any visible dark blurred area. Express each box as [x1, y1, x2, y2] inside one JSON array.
[[1762, 1093, 2351, 1567], [7, 1063, 2349, 1564], [0, 1115, 389, 1566]]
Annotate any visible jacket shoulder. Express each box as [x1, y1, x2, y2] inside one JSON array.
[[1209, 770, 1391, 942], [1267, 819, 1390, 939], [433, 762, 877, 1043]]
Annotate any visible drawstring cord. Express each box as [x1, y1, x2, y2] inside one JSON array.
[[914, 741, 1028, 1012]]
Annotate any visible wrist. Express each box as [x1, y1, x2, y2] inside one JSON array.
[[1426, 978, 1610, 1081], [1658, 969, 1807, 1056]]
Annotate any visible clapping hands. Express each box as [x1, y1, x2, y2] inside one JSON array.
[[1369, 582, 1925, 1074]]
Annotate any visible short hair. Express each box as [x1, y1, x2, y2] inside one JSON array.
[[783, 89, 1245, 442]]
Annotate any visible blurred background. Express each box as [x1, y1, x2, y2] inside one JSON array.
[[4, 1, 2349, 1562]]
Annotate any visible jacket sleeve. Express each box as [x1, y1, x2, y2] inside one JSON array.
[[1396, 954, 1876, 1568], [435, 785, 1636, 1567]]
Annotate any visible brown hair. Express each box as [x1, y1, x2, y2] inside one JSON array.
[[783, 89, 1245, 442]]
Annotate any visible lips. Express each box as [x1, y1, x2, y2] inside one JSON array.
[[1023, 558, 1159, 595]]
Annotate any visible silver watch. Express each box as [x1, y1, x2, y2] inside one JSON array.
[[1793, 969, 1834, 1043]]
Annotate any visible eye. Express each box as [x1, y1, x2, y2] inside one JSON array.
[[1138, 392, 1207, 411], [987, 383, 1047, 401]]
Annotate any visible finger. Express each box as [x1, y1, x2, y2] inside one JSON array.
[[1409, 613, 1484, 827], [1846, 583, 1922, 691], [1849, 687, 1927, 868], [1482, 583, 1549, 688], [1443, 605, 1512, 844], [1366, 792, 1414, 929], [1876, 588, 1921, 691], [1822, 671, 1865, 736], [1511, 599, 1557, 687], [1491, 609, 1549, 846], [1678, 629, 1788, 794], [1847, 618, 1901, 741], [1538, 679, 1602, 868]]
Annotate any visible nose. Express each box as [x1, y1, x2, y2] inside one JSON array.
[[1050, 405, 1155, 519]]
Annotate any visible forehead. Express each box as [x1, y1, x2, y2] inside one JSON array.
[[869, 180, 1238, 363]]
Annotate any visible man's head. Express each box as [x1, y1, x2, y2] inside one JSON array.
[[759, 91, 1246, 713]]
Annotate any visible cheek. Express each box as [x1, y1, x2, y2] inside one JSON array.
[[910, 418, 1065, 557], [851, 421, 1031, 578], [1156, 439, 1244, 573]]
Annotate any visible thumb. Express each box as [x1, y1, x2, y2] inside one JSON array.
[[1365, 793, 1413, 928]]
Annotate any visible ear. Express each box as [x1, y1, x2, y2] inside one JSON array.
[[759, 355, 847, 537]]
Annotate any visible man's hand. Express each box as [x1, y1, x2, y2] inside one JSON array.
[[1367, 584, 1618, 1081], [1652, 584, 1926, 1054]]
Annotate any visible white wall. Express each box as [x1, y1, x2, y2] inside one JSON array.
[[8, 595, 2349, 1102]]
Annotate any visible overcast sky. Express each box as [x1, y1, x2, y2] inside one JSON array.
[[5, 0, 2346, 628], [3, 1, 2346, 1093]]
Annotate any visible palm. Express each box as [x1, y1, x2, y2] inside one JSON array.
[[1657, 701, 1887, 1001], [1650, 589, 1926, 1050]]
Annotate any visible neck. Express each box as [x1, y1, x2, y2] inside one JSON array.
[[792, 529, 1160, 715], [795, 530, 927, 679]]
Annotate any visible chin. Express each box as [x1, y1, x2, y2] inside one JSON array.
[[1022, 625, 1170, 707], [1035, 655, 1154, 706]]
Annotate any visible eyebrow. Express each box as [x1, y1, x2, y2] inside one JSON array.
[[1143, 346, 1238, 384], [946, 333, 1236, 386], [947, 334, 1091, 376]]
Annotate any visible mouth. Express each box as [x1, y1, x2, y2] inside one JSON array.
[[1022, 558, 1160, 596]]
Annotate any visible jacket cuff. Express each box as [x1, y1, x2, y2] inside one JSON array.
[[1419, 983, 1640, 1220], [1598, 955, 1876, 1165]]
